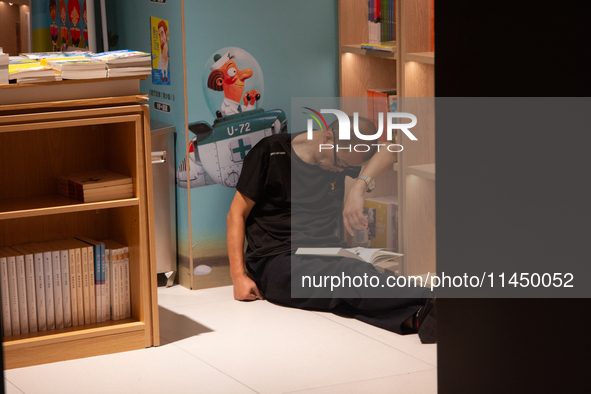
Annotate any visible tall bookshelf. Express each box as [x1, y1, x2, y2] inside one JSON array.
[[339, 0, 435, 276], [0, 86, 159, 369]]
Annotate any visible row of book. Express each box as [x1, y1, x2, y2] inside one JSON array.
[[0, 237, 131, 337], [8, 50, 150, 84], [58, 169, 134, 203], [367, 0, 396, 46]]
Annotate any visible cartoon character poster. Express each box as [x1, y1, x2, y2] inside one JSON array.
[[176, 47, 286, 190], [175, 47, 287, 284], [33, 0, 89, 52], [151, 16, 170, 85]]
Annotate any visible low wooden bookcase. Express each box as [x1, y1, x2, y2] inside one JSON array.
[[0, 92, 159, 369]]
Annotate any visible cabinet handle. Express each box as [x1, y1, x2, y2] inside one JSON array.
[[151, 151, 167, 164]]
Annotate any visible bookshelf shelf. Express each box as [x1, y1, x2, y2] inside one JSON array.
[[0, 195, 140, 220], [339, 0, 435, 276], [407, 164, 435, 181], [340, 44, 397, 59], [405, 51, 435, 65], [0, 96, 159, 369]]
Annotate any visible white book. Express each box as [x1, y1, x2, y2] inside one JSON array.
[[67, 247, 78, 327], [51, 250, 64, 329], [24, 244, 46, 331], [0, 252, 12, 336], [42, 249, 55, 330], [104, 249, 111, 321], [11, 246, 38, 333], [87, 245, 96, 324], [119, 261, 125, 319], [123, 256, 131, 318], [81, 246, 91, 325], [110, 251, 120, 321], [6, 253, 21, 335], [59, 248, 72, 328], [74, 247, 84, 326], [11, 251, 29, 334]]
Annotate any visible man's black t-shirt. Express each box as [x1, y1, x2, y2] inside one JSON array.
[[236, 133, 360, 267]]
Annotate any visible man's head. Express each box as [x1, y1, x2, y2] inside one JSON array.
[[317, 116, 379, 172]]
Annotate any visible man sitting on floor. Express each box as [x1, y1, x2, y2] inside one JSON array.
[[226, 116, 436, 343]]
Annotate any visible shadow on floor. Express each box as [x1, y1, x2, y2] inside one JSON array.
[[158, 305, 214, 343]]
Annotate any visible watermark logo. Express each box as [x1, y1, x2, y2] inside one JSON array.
[[303, 108, 418, 153]]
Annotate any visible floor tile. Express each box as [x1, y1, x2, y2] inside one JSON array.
[[314, 311, 437, 367], [157, 284, 233, 309], [284, 368, 437, 394], [5, 340, 256, 394], [4, 379, 25, 394], [161, 299, 434, 394]]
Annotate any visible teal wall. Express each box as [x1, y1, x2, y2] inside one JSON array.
[[184, 0, 339, 272], [105, 0, 338, 285]]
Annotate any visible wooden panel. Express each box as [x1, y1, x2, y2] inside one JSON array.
[[404, 62, 434, 97], [0, 195, 139, 220], [401, 0, 431, 54], [0, 96, 148, 115], [404, 176, 436, 275], [341, 53, 397, 97], [4, 329, 146, 369], [338, 0, 369, 46], [406, 51, 435, 65]]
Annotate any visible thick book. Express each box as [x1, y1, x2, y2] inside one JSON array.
[[103, 239, 126, 321], [89, 50, 150, 64], [49, 241, 72, 328], [50, 249, 64, 329], [59, 169, 132, 190], [21, 243, 47, 331], [11, 245, 39, 333], [295, 247, 402, 266], [8, 248, 30, 334], [76, 237, 106, 322], [360, 41, 396, 52]]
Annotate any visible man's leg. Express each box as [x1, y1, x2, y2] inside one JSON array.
[[253, 253, 432, 335]]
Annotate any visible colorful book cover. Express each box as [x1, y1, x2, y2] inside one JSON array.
[[151, 16, 170, 85]]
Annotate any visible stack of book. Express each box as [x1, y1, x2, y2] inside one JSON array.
[[8, 59, 58, 84], [45, 58, 107, 79], [0, 50, 8, 85], [0, 238, 131, 336], [90, 50, 151, 77], [58, 169, 133, 203]]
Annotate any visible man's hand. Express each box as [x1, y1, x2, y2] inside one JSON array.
[[343, 180, 368, 236], [232, 274, 264, 301]]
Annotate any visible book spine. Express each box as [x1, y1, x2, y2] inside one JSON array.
[[105, 249, 111, 321], [87, 246, 96, 324], [8, 256, 20, 335], [123, 254, 130, 318], [68, 248, 78, 327], [118, 257, 125, 319], [111, 251, 120, 321], [101, 244, 106, 322], [81, 247, 91, 325], [43, 251, 55, 330], [60, 249, 72, 328], [24, 253, 38, 333], [15, 254, 29, 334], [94, 244, 102, 323], [51, 250, 64, 329], [74, 248, 83, 326], [0, 256, 12, 336], [33, 252, 46, 331]]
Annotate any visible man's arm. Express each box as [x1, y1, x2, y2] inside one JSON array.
[[227, 191, 264, 301], [343, 148, 398, 236]]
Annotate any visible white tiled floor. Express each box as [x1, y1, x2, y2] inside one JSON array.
[[5, 285, 437, 394]]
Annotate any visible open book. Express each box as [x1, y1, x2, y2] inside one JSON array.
[[295, 247, 403, 266]]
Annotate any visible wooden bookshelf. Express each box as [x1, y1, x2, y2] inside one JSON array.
[[0, 95, 159, 369], [339, 0, 435, 276], [341, 44, 397, 59], [406, 51, 435, 65]]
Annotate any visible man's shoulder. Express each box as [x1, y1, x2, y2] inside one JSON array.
[[255, 133, 293, 153]]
